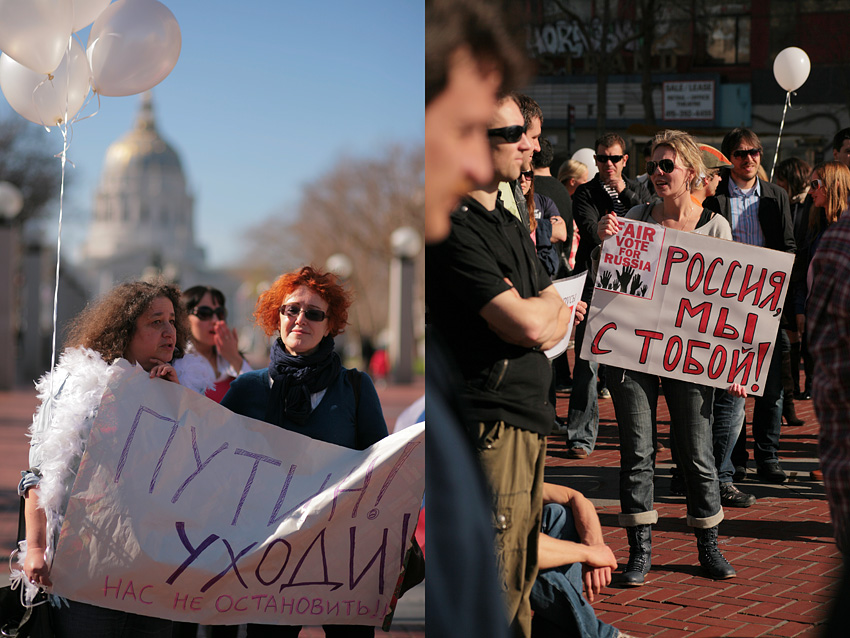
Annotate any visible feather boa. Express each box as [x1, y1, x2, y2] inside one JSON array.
[[13, 348, 214, 604]]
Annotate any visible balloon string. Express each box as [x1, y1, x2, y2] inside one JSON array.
[[769, 91, 792, 182], [49, 126, 68, 382]]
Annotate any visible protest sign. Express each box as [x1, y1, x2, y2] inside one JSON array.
[[581, 218, 794, 395], [545, 272, 587, 359], [50, 361, 424, 626]]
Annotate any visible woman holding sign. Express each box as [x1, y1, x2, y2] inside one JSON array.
[[19, 280, 213, 637], [597, 130, 742, 586], [222, 265, 388, 638]]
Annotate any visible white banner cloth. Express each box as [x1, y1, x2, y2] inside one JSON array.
[[50, 362, 425, 626], [580, 219, 793, 395]]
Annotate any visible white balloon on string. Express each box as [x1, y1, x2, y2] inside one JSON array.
[[773, 47, 811, 93], [71, 0, 112, 32], [0, 0, 74, 74], [87, 0, 181, 97], [0, 39, 92, 127], [769, 47, 811, 180]]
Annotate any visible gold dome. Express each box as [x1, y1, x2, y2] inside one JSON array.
[[102, 93, 183, 175]]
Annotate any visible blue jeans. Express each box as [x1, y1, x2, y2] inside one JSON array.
[[530, 505, 617, 638], [749, 329, 788, 465], [730, 328, 788, 468], [566, 315, 599, 453], [54, 601, 172, 638], [712, 388, 746, 484], [609, 368, 722, 528]]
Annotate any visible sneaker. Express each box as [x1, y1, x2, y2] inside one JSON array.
[[733, 465, 747, 482], [598, 387, 611, 399], [720, 483, 757, 508], [757, 461, 787, 484], [567, 447, 589, 459]]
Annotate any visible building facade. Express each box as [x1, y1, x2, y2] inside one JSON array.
[[523, 0, 850, 173]]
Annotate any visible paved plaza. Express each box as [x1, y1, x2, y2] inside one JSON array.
[[548, 351, 838, 637]]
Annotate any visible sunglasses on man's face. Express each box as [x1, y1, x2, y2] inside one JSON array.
[[646, 159, 676, 175], [595, 154, 624, 164], [487, 124, 526, 143], [191, 306, 227, 321], [810, 179, 823, 191], [732, 148, 761, 160], [280, 304, 328, 322]]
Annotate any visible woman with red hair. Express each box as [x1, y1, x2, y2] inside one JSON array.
[[222, 265, 388, 451], [222, 266, 388, 637]]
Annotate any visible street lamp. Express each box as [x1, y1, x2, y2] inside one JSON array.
[[388, 227, 421, 384], [0, 182, 24, 389]]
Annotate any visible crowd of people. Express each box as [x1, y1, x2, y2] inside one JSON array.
[[425, 0, 850, 636], [17, 268, 392, 638]]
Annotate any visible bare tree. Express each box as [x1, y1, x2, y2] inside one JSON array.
[[238, 144, 424, 347], [0, 117, 65, 221]]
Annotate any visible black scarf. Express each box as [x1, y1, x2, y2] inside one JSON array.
[[265, 335, 341, 426]]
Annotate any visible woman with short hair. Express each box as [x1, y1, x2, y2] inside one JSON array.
[[222, 265, 388, 638]]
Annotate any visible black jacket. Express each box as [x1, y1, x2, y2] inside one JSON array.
[[703, 176, 796, 253], [572, 174, 653, 279]]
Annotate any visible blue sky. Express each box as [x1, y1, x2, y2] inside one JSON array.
[[1, 1, 424, 268]]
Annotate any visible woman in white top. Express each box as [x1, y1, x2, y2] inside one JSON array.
[[182, 285, 252, 403], [597, 130, 742, 587]]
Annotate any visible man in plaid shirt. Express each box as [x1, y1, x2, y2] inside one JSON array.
[[808, 211, 850, 555]]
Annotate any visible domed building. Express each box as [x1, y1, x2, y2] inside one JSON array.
[[80, 93, 205, 295]]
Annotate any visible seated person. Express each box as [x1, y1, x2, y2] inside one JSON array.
[[532, 482, 634, 638]]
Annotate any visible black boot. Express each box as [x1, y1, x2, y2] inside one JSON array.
[[620, 525, 652, 586], [781, 347, 804, 426], [695, 526, 736, 580]]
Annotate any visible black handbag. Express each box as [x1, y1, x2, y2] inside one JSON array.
[[0, 497, 54, 638]]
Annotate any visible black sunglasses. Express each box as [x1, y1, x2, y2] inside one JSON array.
[[646, 159, 676, 175], [595, 154, 624, 164], [810, 179, 823, 190], [280, 304, 327, 322], [520, 170, 534, 180], [487, 124, 526, 143], [191, 305, 227, 321], [732, 148, 761, 159]]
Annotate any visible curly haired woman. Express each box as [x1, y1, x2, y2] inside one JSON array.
[[19, 279, 213, 637]]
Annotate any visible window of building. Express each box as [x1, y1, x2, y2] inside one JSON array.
[[694, 8, 751, 66]]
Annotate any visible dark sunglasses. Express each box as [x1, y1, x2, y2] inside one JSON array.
[[520, 170, 534, 180], [595, 154, 624, 164], [810, 179, 823, 190], [487, 124, 526, 143], [280, 304, 327, 322], [191, 306, 227, 321], [646, 159, 676, 174], [732, 148, 761, 159]]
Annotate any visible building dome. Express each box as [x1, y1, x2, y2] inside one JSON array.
[[102, 95, 183, 177], [80, 92, 205, 295]]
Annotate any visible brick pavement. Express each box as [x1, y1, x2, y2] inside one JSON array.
[[548, 353, 839, 637], [0, 378, 425, 638]]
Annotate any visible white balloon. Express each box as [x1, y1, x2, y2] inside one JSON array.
[[571, 148, 599, 180], [0, 40, 91, 127], [773, 47, 811, 93], [71, 0, 112, 32], [0, 0, 74, 74], [87, 0, 181, 97]]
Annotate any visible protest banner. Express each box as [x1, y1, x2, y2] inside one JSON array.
[[581, 218, 794, 395], [50, 361, 424, 626], [545, 272, 587, 359]]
